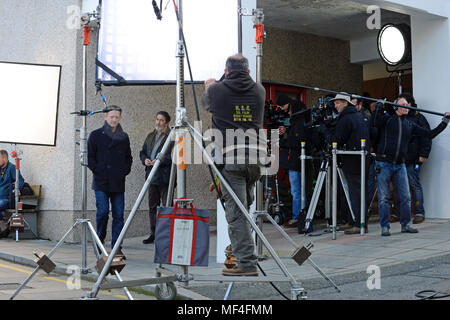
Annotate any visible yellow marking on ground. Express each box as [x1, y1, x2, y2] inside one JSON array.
[[0, 262, 130, 300]]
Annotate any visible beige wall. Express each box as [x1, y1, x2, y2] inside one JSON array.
[[263, 27, 363, 104]]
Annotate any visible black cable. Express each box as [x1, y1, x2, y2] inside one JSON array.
[[415, 290, 450, 300], [256, 262, 291, 300]]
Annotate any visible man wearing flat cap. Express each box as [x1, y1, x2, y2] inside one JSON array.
[[331, 93, 371, 234]]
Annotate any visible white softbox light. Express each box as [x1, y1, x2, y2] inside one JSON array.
[[97, 0, 239, 84], [0, 62, 61, 146]]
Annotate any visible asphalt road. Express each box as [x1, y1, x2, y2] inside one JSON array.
[[186, 253, 450, 300], [0, 260, 156, 300]]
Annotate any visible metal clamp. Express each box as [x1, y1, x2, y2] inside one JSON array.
[[33, 252, 56, 274]]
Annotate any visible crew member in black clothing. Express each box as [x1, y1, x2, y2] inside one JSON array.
[[372, 95, 450, 236], [331, 93, 371, 234], [277, 95, 310, 230]]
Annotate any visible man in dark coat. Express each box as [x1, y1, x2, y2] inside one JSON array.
[[402, 94, 432, 224], [139, 111, 173, 244], [331, 93, 371, 234], [87, 106, 132, 255], [372, 96, 450, 236]]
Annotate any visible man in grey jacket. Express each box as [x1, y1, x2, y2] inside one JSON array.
[[140, 111, 173, 244]]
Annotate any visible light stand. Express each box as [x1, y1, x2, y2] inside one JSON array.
[[76, 11, 102, 274], [8, 146, 26, 242], [253, 8, 266, 261]]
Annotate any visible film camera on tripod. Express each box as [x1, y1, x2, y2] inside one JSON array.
[[262, 99, 292, 225]]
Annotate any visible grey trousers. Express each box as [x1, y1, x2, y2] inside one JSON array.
[[220, 164, 261, 271]]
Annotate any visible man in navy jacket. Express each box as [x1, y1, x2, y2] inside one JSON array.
[[0, 150, 24, 221], [88, 106, 132, 255]]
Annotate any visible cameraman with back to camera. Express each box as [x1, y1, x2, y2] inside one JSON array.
[[331, 93, 370, 235], [276, 94, 310, 230], [202, 53, 265, 276], [372, 95, 450, 236]]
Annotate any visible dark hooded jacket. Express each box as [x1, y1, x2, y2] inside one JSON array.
[[139, 129, 173, 185], [372, 106, 448, 164], [88, 121, 133, 193], [202, 70, 266, 164], [405, 108, 432, 165], [333, 105, 371, 175]]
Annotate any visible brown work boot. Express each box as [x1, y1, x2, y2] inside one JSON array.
[[413, 216, 425, 224], [116, 249, 126, 260], [224, 255, 237, 269], [339, 223, 352, 231], [224, 244, 233, 255], [222, 266, 258, 276], [344, 227, 361, 235], [390, 215, 400, 223]]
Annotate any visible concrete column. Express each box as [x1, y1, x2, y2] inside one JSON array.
[[410, 14, 450, 219]]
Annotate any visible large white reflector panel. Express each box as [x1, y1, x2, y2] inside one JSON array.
[[97, 0, 239, 83], [0, 62, 61, 146]]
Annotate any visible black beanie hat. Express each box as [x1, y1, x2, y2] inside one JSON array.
[[276, 94, 292, 107]]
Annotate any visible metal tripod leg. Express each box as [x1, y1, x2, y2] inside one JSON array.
[[368, 186, 377, 214], [336, 167, 356, 222], [85, 221, 133, 300], [88, 127, 175, 299], [325, 165, 331, 229], [224, 282, 234, 300], [166, 162, 177, 207], [304, 162, 328, 231], [264, 212, 341, 292], [188, 125, 303, 293], [10, 220, 83, 300]]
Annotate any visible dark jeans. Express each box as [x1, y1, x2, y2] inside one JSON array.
[[0, 198, 9, 220], [94, 191, 125, 249], [406, 164, 425, 217], [376, 161, 411, 228], [148, 184, 169, 236], [220, 164, 260, 271], [288, 170, 302, 220]]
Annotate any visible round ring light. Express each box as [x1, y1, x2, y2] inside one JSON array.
[[377, 23, 411, 66]]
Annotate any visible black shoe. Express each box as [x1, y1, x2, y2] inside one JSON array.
[[143, 234, 155, 244]]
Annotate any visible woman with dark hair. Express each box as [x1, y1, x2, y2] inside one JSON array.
[[277, 95, 309, 230]]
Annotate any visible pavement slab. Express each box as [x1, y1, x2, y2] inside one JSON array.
[[0, 219, 449, 300]]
